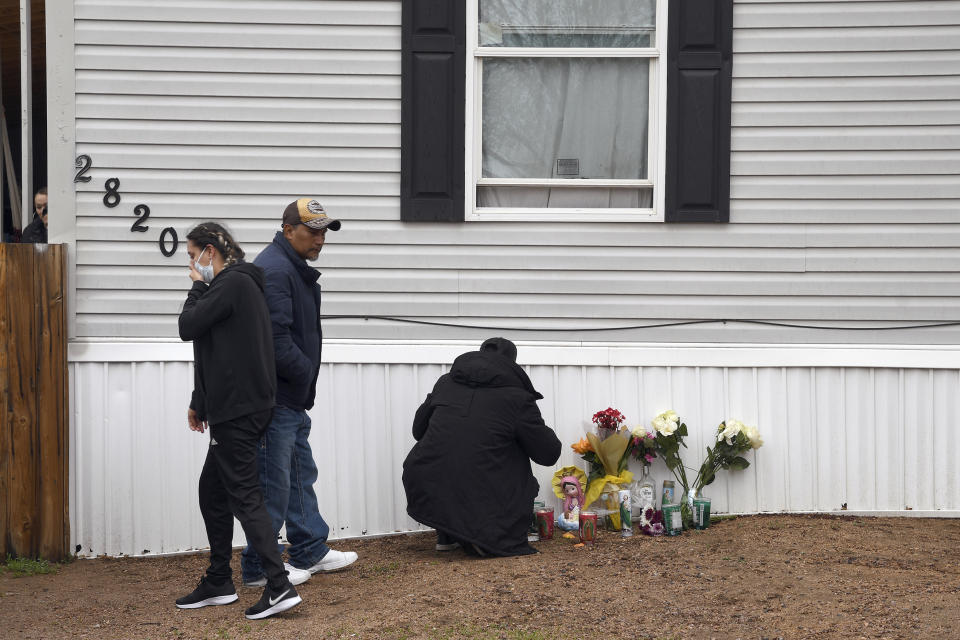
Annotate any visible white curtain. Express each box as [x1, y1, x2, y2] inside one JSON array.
[[477, 0, 656, 209], [480, 58, 651, 208]]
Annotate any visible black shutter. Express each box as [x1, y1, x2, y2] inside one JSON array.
[[664, 0, 734, 223], [400, 0, 466, 222]]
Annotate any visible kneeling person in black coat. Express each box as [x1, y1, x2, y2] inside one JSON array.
[[402, 338, 562, 557]]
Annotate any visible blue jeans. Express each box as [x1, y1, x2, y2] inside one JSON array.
[[241, 406, 330, 581]]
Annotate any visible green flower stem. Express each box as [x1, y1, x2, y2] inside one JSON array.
[[693, 460, 721, 492], [666, 457, 692, 495]]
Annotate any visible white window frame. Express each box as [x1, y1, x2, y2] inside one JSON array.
[[465, 0, 668, 223]]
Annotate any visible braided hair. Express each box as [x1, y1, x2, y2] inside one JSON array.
[[186, 222, 245, 266]]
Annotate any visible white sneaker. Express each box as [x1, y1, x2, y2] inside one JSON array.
[[305, 549, 358, 574], [242, 563, 311, 588], [285, 563, 311, 585]]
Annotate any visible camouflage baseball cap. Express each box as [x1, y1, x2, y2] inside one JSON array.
[[282, 198, 341, 231]]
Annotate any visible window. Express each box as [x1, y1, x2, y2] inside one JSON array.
[[400, 0, 732, 224], [467, 0, 666, 221]]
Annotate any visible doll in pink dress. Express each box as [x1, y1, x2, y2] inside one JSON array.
[[556, 476, 585, 531]]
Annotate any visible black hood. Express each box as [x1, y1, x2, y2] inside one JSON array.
[[480, 337, 517, 362], [450, 351, 543, 400], [225, 261, 266, 291]]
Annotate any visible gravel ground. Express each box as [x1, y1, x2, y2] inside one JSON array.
[[2, 514, 959, 640]]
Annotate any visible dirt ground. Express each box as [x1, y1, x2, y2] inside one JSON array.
[[2, 514, 959, 640]]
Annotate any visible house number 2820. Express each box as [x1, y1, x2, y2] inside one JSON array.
[[77, 154, 179, 257]]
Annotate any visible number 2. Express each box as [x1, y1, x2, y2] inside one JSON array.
[[131, 204, 150, 232], [74, 155, 92, 183]]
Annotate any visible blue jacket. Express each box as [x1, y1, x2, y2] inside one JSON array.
[[253, 231, 323, 410]]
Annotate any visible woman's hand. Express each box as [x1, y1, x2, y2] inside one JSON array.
[[188, 260, 204, 282], [188, 408, 207, 433]]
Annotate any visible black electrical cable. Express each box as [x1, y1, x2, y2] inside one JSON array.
[[733, 319, 960, 331], [320, 315, 960, 332]]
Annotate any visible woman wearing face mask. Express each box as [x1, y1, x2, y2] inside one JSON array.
[[176, 222, 304, 620]]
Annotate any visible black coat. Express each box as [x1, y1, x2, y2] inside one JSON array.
[[179, 262, 276, 426], [21, 214, 47, 243], [402, 351, 561, 556]]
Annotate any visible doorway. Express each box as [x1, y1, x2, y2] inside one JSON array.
[[0, 0, 46, 241]]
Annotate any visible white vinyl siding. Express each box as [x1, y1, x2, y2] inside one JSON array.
[[72, 0, 960, 343]]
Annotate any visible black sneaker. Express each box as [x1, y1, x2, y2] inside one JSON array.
[[244, 582, 302, 620], [175, 576, 238, 609]]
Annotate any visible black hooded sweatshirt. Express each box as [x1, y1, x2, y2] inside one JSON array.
[[402, 350, 562, 557], [179, 262, 276, 425]]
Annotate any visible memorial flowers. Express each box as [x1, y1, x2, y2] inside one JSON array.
[[652, 409, 680, 436], [691, 419, 764, 493], [570, 407, 635, 529], [564, 408, 763, 535], [651, 410, 692, 497], [574, 409, 656, 473], [570, 437, 594, 456], [567, 408, 763, 534], [651, 411, 763, 497], [627, 426, 657, 465], [571, 409, 631, 485], [638, 505, 664, 536], [592, 407, 625, 440]]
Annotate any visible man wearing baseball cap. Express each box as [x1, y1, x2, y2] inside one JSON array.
[[241, 198, 357, 587]]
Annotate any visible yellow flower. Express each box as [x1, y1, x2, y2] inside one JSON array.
[[571, 437, 594, 454]]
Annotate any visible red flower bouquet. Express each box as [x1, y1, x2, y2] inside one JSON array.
[[592, 407, 625, 440]]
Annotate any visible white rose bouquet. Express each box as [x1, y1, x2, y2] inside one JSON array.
[[652, 411, 763, 528], [651, 409, 691, 496], [691, 419, 763, 492]]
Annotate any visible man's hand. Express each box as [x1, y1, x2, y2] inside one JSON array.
[[188, 408, 207, 433]]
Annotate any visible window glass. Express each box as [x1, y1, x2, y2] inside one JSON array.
[[479, 0, 657, 48], [481, 58, 649, 181]]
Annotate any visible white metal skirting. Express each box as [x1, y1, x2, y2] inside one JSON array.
[[68, 342, 960, 557]]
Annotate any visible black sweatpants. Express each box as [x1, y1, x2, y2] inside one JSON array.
[[199, 409, 288, 590]]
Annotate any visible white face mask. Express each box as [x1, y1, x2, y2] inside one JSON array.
[[195, 247, 215, 283]]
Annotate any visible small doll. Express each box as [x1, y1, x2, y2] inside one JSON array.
[[551, 466, 588, 532], [556, 476, 585, 531]]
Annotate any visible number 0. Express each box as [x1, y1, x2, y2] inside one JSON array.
[[159, 227, 179, 257]]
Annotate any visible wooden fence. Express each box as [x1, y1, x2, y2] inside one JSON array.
[[0, 243, 69, 561]]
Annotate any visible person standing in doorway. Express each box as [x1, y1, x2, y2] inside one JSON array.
[[21, 187, 48, 243], [241, 199, 358, 587], [177, 222, 303, 620]]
